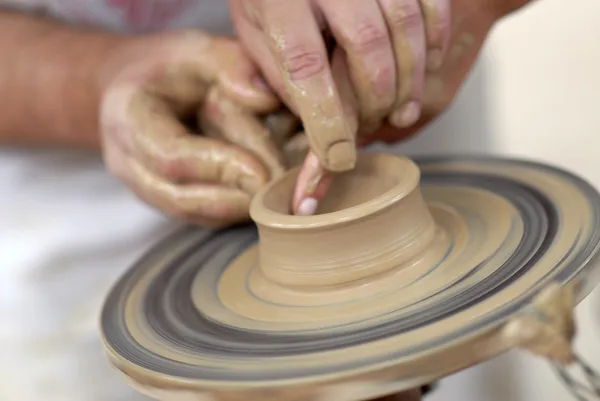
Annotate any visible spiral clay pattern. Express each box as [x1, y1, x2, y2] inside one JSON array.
[[101, 156, 600, 401]]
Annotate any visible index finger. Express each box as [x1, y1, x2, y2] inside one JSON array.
[[257, 0, 358, 172], [200, 86, 287, 180]]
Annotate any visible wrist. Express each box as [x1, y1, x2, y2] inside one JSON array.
[[0, 10, 135, 149]]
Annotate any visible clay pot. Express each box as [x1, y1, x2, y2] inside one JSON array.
[[250, 152, 437, 287]]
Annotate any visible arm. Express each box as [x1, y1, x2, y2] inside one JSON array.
[[0, 9, 125, 148]]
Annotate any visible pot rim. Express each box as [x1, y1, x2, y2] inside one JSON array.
[[249, 152, 420, 230]]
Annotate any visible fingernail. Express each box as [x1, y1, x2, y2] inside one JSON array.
[[390, 101, 421, 128], [296, 197, 318, 216], [326, 142, 356, 172], [427, 49, 443, 71]]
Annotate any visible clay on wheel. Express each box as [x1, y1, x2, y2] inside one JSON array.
[[101, 153, 600, 401]]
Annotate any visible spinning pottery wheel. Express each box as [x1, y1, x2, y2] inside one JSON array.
[[101, 153, 600, 401]]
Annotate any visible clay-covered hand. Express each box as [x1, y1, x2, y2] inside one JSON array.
[[100, 31, 286, 228], [290, 0, 506, 215], [230, 0, 451, 173], [358, 0, 506, 147]]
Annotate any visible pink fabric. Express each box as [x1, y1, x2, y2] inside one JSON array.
[[0, 0, 227, 33], [104, 0, 191, 30]]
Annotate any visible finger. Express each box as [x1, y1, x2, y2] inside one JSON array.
[[330, 47, 360, 137], [162, 30, 279, 113], [200, 86, 287, 179], [120, 90, 270, 194], [263, 108, 301, 149], [258, 0, 358, 172], [359, 104, 438, 146], [292, 151, 333, 216], [209, 37, 281, 113], [290, 46, 357, 215], [104, 140, 252, 227], [230, 0, 298, 112], [419, 0, 452, 71], [318, 0, 396, 134], [378, 0, 427, 129]]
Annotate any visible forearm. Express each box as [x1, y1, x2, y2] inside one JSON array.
[[0, 10, 124, 148]]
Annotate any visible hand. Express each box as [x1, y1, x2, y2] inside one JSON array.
[[230, 0, 451, 173], [99, 31, 289, 228], [290, 0, 503, 215]]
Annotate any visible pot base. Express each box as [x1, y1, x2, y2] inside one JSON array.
[[101, 154, 600, 401]]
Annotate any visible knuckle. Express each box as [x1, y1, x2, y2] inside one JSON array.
[[347, 22, 390, 54], [429, 21, 451, 42], [155, 157, 183, 182], [277, 44, 325, 81], [387, 4, 423, 29], [142, 140, 184, 182]]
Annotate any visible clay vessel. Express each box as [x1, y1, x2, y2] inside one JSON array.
[[250, 152, 436, 287]]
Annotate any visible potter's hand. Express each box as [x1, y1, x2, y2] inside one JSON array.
[[291, 0, 502, 216], [100, 32, 287, 228], [230, 0, 451, 175]]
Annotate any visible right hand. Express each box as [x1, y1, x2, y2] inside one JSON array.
[[99, 31, 294, 228], [231, 0, 451, 173], [289, 0, 511, 215], [230, 0, 454, 216]]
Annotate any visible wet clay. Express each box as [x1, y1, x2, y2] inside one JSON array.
[[251, 154, 436, 288], [101, 152, 600, 401]]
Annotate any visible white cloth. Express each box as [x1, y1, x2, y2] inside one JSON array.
[[0, 2, 232, 400]]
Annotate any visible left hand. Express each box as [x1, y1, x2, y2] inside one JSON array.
[[100, 32, 291, 228], [230, 0, 451, 174]]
